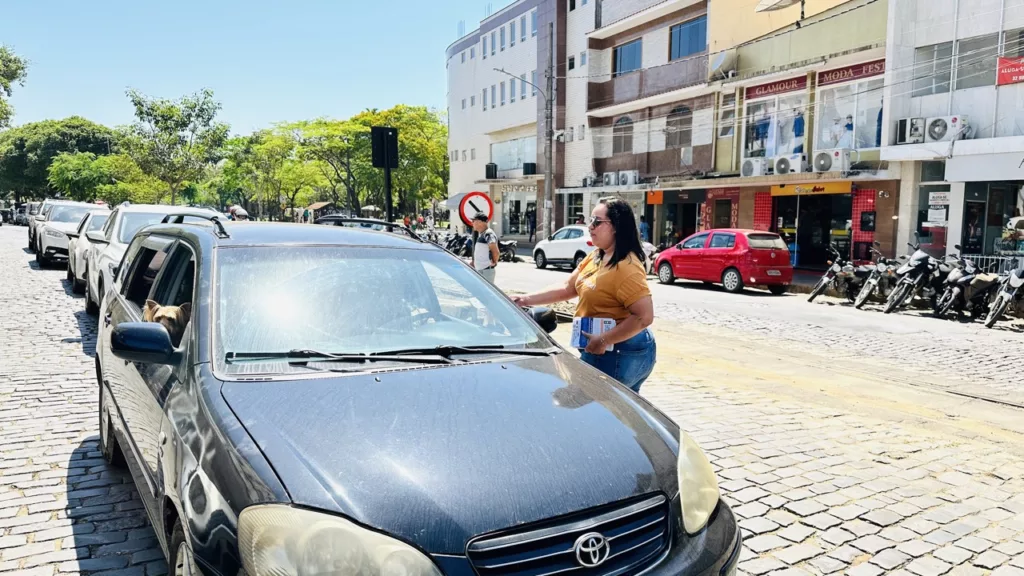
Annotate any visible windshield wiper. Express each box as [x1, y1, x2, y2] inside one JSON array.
[[376, 345, 557, 358], [224, 349, 453, 365]]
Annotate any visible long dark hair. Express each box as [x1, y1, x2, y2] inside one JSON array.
[[596, 197, 646, 268]]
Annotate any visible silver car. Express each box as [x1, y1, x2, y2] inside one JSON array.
[[26, 201, 47, 249], [67, 209, 111, 294], [34, 201, 96, 267], [85, 203, 224, 315]]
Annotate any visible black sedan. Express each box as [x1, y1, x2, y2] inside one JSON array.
[[95, 218, 740, 576]]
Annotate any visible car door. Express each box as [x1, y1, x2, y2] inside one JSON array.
[[104, 234, 175, 507], [547, 227, 572, 261], [565, 228, 586, 261], [703, 232, 737, 282], [673, 232, 710, 279]]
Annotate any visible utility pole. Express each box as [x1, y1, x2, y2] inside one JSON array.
[[544, 21, 555, 240]]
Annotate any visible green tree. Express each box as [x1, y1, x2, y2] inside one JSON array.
[[121, 88, 228, 206], [0, 46, 29, 129], [46, 151, 165, 205], [291, 118, 370, 213], [0, 117, 115, 201], [47, 152, 105, 201], [280, 158, 324, 220]]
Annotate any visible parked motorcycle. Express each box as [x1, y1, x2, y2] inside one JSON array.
[[499, 240, 518, 262], [932, 246, 1000, 320], [807, 244, 867, 303], [853, 243, 903, 309], [984, 264, 1024, 328], [883, 235, 948, 314]]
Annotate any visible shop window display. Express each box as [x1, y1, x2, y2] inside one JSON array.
[[816, 79, 883, 151]]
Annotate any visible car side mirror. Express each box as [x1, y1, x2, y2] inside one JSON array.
[[34, 215, 44, 222], [954, 244, 962, 250], [67, 231, 80, 239], [86, 230, 108, 245], [528, 306, 558, 334], [110, 322, 179, 365]]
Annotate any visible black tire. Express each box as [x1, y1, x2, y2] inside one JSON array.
[[99, 382, 125, 468], [658, 262, 675, 284], [985, 295, 1009, 328], [534, 251, 547, 269], [27, 233, 33, 251], [35, 251, 48, 268], [572, 252, 586, 270], [934, 290, 955, 318], [66, 267, 73, 283], [170, 520, 201, 576], [86, 280, 99, 316], [807, 276, 829, 303], [768, 285, 788, 296], [883, 284, 908, 314], [722, 268, 744, 293], [854, 282, 874, 309]]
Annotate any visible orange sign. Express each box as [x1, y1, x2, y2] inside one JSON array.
[[770, 182, 852, 196], [646, 190, 664, 205]]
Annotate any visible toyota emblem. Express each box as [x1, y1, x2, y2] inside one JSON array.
[[574, 532, 611, 568]]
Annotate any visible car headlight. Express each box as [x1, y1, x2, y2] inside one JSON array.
[[238, 505, 443, 576], [45, 229, 66, 238], [678, 431, 720, 534]]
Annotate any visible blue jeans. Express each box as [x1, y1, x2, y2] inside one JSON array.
[[581, 329, 657, 393]]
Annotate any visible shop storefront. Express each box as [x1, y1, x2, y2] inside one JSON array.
[[769, 182, 853, 269], [814, 60, 885, 153], [742, 76, 809, 161], [647, 189, 705, 246], [496, 183, 539, 238]]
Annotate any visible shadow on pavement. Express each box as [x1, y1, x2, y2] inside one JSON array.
[[58, 439, 168, 575], [61, 277, 83, 299], [73, 309, 99, 357]]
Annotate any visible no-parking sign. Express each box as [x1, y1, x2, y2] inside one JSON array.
[[458, 192, 494, 227]]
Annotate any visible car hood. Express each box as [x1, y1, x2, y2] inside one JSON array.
[[44, 222, 80, 234], [221, 355, 681, 554]]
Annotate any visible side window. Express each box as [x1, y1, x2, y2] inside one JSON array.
[[103, 210, 118, 239], [117, 235, 148, 285], [552, 228, 571, 241], [151, 244, 197, 309], [567, 229, 584, 240], [709, 233, 735, 248], [76, 216, 90, 235], [122, 237, 174, 309], [682, 234, 708, 249]]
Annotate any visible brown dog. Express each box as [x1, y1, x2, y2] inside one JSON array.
[[143, 300, 192, 347]]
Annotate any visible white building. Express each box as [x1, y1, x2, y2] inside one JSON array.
[[883, 0, 1024, 259], [445, 1, 547, 238]]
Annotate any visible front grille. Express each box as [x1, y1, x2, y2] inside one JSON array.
[[466, 494, 670, 576]]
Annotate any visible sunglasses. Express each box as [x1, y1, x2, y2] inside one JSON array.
[[587, 216, 610, 228]]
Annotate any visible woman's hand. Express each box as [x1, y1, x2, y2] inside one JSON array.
[[582, 332, 608, 355], [511, 295, 530, 307]]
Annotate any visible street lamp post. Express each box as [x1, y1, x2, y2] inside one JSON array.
[[494, 21, 556, 240]]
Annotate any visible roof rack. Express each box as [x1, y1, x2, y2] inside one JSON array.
[[314, 216, 423, 242], [160, 213, 230, 239]]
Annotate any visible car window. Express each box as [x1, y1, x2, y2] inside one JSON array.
[[551, 228, 571, 241], [747, 233, 787, 250], [48, 205, 92, 224], [709, 233, 735, 249], [567, 229, 584, 240], [118, 213, 170, 244], [151, 244, 196, 309], [88, 213, 109, 232], [122, 237, 175, 310], [76, 215, 91, 235], [214, 246, 549, 373], [102, 210, 118, 238], [682, 234, 709, 249]]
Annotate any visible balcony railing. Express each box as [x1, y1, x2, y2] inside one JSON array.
[[587, 54, 708, 111]]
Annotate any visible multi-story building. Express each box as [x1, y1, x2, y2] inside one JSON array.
[[445, 0, 564, 239], [883, 0, 1024, 260]]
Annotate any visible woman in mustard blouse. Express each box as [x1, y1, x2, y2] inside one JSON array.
[[513, 198, 656, 392]]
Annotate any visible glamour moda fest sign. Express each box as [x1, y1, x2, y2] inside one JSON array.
[[817, 59, 886, 86]]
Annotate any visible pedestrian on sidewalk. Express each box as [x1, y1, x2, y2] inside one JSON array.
[[528, 210, 536, 243], [512, 198, 656, 393], [470, 213, 500, 284]]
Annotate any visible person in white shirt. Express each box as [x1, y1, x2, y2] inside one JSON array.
[[470, 213, 500, 284]]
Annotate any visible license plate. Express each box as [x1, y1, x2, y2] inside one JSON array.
[[767, 270, 781, 276]]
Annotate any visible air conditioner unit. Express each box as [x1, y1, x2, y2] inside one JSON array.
[[582, 176, 594, 187], [925, 115, 970, 143], [618, 170, 639, 186], [602, 172, 616, 187], [741, 158, 768, 177], [813, 149, 852, 173], [774, 154, 808, 175], [895, 117, 925, 145]]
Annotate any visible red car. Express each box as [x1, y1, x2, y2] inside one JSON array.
[[655, 229, 793, 294]]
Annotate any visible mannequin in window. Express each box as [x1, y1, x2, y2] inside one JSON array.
[[838, 115, 854, 149], [791, 102, 805, 154]]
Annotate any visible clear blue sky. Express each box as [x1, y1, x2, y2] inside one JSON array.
[[3, 0, 507, 133]]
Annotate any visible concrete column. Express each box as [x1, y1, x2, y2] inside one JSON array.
[[946, 182, 966, 257], [896, 161, 921, 252]]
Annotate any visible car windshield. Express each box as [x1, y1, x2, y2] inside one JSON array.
[[49, 205, 92, 223], [215, 246, 548, 373], [747, 234, 787, 250], [118, 213, 169, 244], [88, 214, 110, 231]]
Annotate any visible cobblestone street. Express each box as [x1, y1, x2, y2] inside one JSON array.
[[2, 225, 1024, 575]]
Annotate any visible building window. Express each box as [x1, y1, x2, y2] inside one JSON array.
[[1005, 28, 1024, 57], [580, 125, 586, 140], [816, 77, 884, 150], [531, 10, 537, 36], [569, 0, 576, 11], [462, 52, 466, 63], [490, 136, 538, 171], [567, 127, 574, 142], [483, 37, 488, 59], [582, 0, 587, 5], [613, 116, 634, 154], [613, 39, 642, 76], [743, 94, 808, 158], [501, 82, 506, 105], [471, 47, 475, 59], [566, 193, 584, 225], [471, 149, 476, 160], [462, 98, 466, 110], [581, 51, 587, 66], [471, 95, 476, 107], [511, 81, 516, 103], [568, 56, 576, 71], [491, 85, 496, 108], [956, 33, 999, 90], [500, 27, 506, 51], [521, 16, 527, 41], [483, 89, 488, 110], [666, 106, 692, 149], [462, 150, 467, 161], [718, 93, 736, 138], [511, 21, 516, 46], [670, 16, 707, 61], [491, 31, 496, 55], [532, 71, 537, 95], [913, 42, 953, 97], [520, 74, 527, 99]]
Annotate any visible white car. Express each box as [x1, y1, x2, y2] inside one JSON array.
[[34, 201, 97, 268], [85, 203, 224, 315], [66, 209, 111, 294], [533, 225, 596, 270]]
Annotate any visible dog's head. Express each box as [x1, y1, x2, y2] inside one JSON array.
[[143, 300, 192, 347]]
